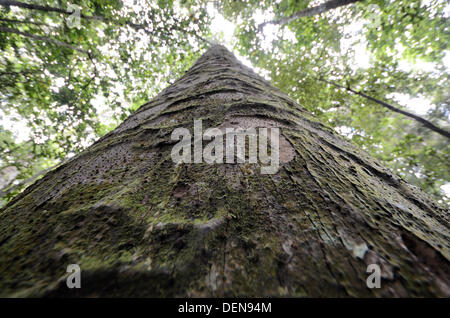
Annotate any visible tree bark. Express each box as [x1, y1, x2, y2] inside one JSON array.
[[0, 45, 448, 297]]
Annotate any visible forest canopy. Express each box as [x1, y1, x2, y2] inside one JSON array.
[[0, 0, 449, 206]]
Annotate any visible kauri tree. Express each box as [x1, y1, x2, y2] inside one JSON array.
[[0, 45, 448, 297]]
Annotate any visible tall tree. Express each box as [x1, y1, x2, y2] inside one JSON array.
[[258, 0, 362, 29], [0, 45, 448, 297], [0, 0, 211, 204], [219, 0, 450, 204]]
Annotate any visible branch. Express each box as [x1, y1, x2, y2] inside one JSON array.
[[259, 0, 362, 30], [318, 77, 450, 139], [0, 159, 69, 198], [0, 26, 90, 55], [170, 21, 213, 46], [0, 0, 210, 49], [0, 0, 105, 22], [0, 17, 51, 27], [191, 32, 213, 46]]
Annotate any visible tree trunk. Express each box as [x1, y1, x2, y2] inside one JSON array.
[[0, 45, 448, 297], [259, 0, 362, 29]]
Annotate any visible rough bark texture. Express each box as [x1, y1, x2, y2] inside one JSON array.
[[0, 45, 449, 297]]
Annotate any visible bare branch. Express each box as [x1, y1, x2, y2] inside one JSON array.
[[0, 0, 105, 22], [0, 17, 51, 27], [0, 0, 210, 48], [319, 77, 450, 139], [259, 0, 362, 31], [0, 159, 69, 199]]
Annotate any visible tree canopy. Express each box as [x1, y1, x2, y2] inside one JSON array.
[[0, 0, 449, 206]]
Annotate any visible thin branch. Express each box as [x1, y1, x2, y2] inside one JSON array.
[[0, 17, 51, 27], [0, 26, 90, 55], [259, 0, 362, 30], [0, 69, 41, 77], [0, 0, 143, 29], [0, 0, 211, 49], [171, 21, 213, 46], [318, 77, 450, 139], [191, 31, 213, 46], [0, 0, 105, 22], [0, 158, 69, 198]]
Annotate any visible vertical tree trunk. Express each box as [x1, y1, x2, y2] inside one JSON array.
[[0, 45, 448, 297]]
